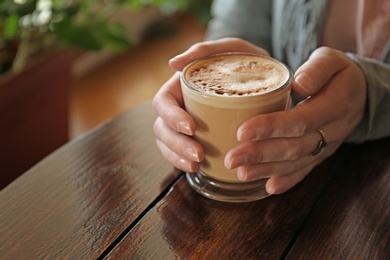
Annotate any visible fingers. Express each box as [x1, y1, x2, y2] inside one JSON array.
[[152, 72, 204, 173], [232, 144, 320, 195], [152, 72, 196, 136], [237, 64, 359, 142], [237, 104, 321, 141], [226, 125, 336, 179], [293, 46, 350, 97], [234, 149, 322, 181], [265, 164, 315, 194], [154, 117, 204, 173], [155, 139, 198, 173], [226, 129, 325, 169], [226, 124, 342, 195], [169, 37, 270, 71]]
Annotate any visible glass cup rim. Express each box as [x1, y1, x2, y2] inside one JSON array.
[[180, 52, 293, 99]]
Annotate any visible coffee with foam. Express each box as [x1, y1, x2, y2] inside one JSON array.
[[185, 54, 289, 96], [180, 53, 292, 202]]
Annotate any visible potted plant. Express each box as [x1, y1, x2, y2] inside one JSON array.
[[0, 0, 211, 189]]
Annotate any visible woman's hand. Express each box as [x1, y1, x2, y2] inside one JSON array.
[[225, 46, 367, 194], [153, 37, 269, 173]]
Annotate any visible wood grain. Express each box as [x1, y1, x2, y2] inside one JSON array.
[[0, 102, 179, 259], [286, 138, 390, 259], [104, 146, 350, 259], [2, 101, 389, 259]]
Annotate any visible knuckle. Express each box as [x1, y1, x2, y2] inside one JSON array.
[[152, 95, 162, 116], [258, 115, 278, 138], [153, 118, 162, 136], [263, 164, 277, 177], [285, 143, 305, 160], [226, 37, 246, 44], [315, 46, 338, 57], [316, 46, 348, 65], [317, 46, 333, 54], [252, 148, 264, 163], [295, 118, 310, 136], [190, 41, 209, 53], [290, 107, 311, 136]]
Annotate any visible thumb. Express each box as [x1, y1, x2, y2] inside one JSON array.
[[293, 47, 349, 97]]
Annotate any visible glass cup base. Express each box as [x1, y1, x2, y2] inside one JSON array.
[[186, 170, 270, 203]]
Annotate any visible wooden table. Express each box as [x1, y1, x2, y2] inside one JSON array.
[[1, 102, 389, 259]]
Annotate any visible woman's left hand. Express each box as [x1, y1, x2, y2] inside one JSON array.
[[225, 47, 367, 195]]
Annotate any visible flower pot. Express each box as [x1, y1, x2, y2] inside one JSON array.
[[0, 51, 72, 189]]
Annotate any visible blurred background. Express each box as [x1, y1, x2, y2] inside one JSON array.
[[0, 0, 209, 188]]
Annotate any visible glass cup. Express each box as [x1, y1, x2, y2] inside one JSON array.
[[180, 53, 293, 202]]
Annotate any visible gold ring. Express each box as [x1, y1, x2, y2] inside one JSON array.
[[312, 128, 327, 156]]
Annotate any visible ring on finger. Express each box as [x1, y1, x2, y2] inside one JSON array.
[[311, 128, 327, 156]]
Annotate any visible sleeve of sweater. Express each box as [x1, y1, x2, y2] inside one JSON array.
[[205, 1, 390, 143], [205, 0, 273, 54], [345, 53, 390, 143]]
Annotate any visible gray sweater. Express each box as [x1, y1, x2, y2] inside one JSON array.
[[206, 0, 390, 143]]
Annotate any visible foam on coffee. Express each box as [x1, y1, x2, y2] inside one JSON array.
[[185, 54, 289, 96]]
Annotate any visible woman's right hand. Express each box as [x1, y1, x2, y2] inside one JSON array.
[[152, 37, 270, 173]]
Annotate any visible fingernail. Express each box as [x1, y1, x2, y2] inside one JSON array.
[[170, 53, 190, 63], [169, 57, 178, 64], [177, 121, 192, 135], [179, 158, 193, 172], [237, 170, 247, 181], [169, 53, 182, 62], [266, 184, 275, 194], [184, 147, 200, 162], [227, 155, 247, 169], [237, 128, 254, 141]]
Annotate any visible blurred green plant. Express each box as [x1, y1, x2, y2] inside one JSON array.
[[0, 0, 211, 74]]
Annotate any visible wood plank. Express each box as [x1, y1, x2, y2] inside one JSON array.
[[0, 102, 179, 259], [286, 138, 390, 259], [105, 145, 351, 259]]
